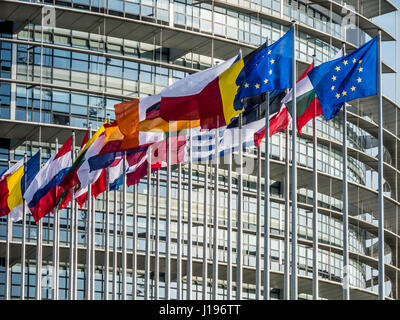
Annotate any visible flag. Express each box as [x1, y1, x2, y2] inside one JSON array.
[[0, 152, 40, 222], [25, 138, 73, 223], [58, 125, 104, 195], [189, 106, 265, 163], [73, 131, 107, 207], [99, 117, 165, 154], [158, 55, 239, 129], [307, 37, 378, 120], [280, 49, 344, 135], [126, 135, 187, 186], [135, 95, 200, 133], [233, 28, 293, 111]]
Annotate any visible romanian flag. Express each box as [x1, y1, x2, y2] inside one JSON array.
[[158, 54, 245, 129], [0, 153, 40, 222]]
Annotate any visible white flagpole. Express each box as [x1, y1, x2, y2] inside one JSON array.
[[145, 147, 151, 300], [36, 147, 43, 300], [72, 149, 79, 300], [290, 21, 298, 300], [53, 138, 59, 300], [155, 170, 160, 300], [177, 162, 182, 299], [377, 29, 385, 300], [5, 159, 11, 300], [187, 128, 193, 300], [256, 104, 262, 300], [264, 93, 270, 300], [90, 179, 95, 300], [122, 151, 127, 300], [85, 123, 92, 300], [227, 153, 232, 300], [236, 114, 243, 300], [212, 126, 219, 300], [341, 42, 350, 301], [69, 131, 76, 300], [132, 184, 137, 300], [166, 132, 171, 300], [113, 187, 117, 300], [312, 56, 319, 301], [263, 38, 270, 301], [202, 160, 208, 299], [21, 153, 27, 300], [284, 125, 290, 300], [104, 166, 110, 300]]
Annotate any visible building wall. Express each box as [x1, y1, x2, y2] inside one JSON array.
[[0, 0, 398, 300]]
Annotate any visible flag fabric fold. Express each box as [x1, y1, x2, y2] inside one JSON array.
[[25, 138, 72, 223], [307, 37, 378, 120], [234, 28, 293, 111], [0, 152, 40, 222]]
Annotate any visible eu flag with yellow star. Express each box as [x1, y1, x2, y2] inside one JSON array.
[[307, 37, 378, 120], [233, 28, 293, 111]]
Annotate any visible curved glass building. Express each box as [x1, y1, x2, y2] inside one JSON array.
[[0, 0, 399, 300]]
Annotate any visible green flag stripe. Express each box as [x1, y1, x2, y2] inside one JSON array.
[[285, 88, 317, 118]]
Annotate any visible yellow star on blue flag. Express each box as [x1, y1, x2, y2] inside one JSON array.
[[307, 37, 378, 120]]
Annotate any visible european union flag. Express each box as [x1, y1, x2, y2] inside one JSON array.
[[233, 28, 293, 111], [307, 37, 378, 120]]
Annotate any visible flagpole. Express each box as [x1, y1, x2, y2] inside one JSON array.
[[104, 166, 110, 300], [256, 104, 262, 300], [188, 128, 193, 300], [72, 149, 79, 300], [145, 147, 151, 300], [377, 29, 385, 300], [132, 184, 137, 300], [122, 151, 127, 300], [155, 169, 160, 300], [86, 123, 92, 300], [5, 159, 11, 300], [290, 20, 298, 300], [21, 153, 27, 300], [312, 55, 319, 301], [69, 131, 76, 300], [53, 138, 59, 300], [202, 160, 208, 299], [236, 113, 243, 300], [166, 131, 171, 300], [264, 92, 270, 300], [112, 187, 117, 300], [284, 124, 290, 300], [212, 126, 219, 300], [36, 148, 43, 300], [341, 42, 350, 301], [177, 162, 182, 300], [227, 153, 232, 300], [90, 175, 95, 300]]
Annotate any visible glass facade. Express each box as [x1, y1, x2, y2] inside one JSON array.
[[0, 0, 398, 300]]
